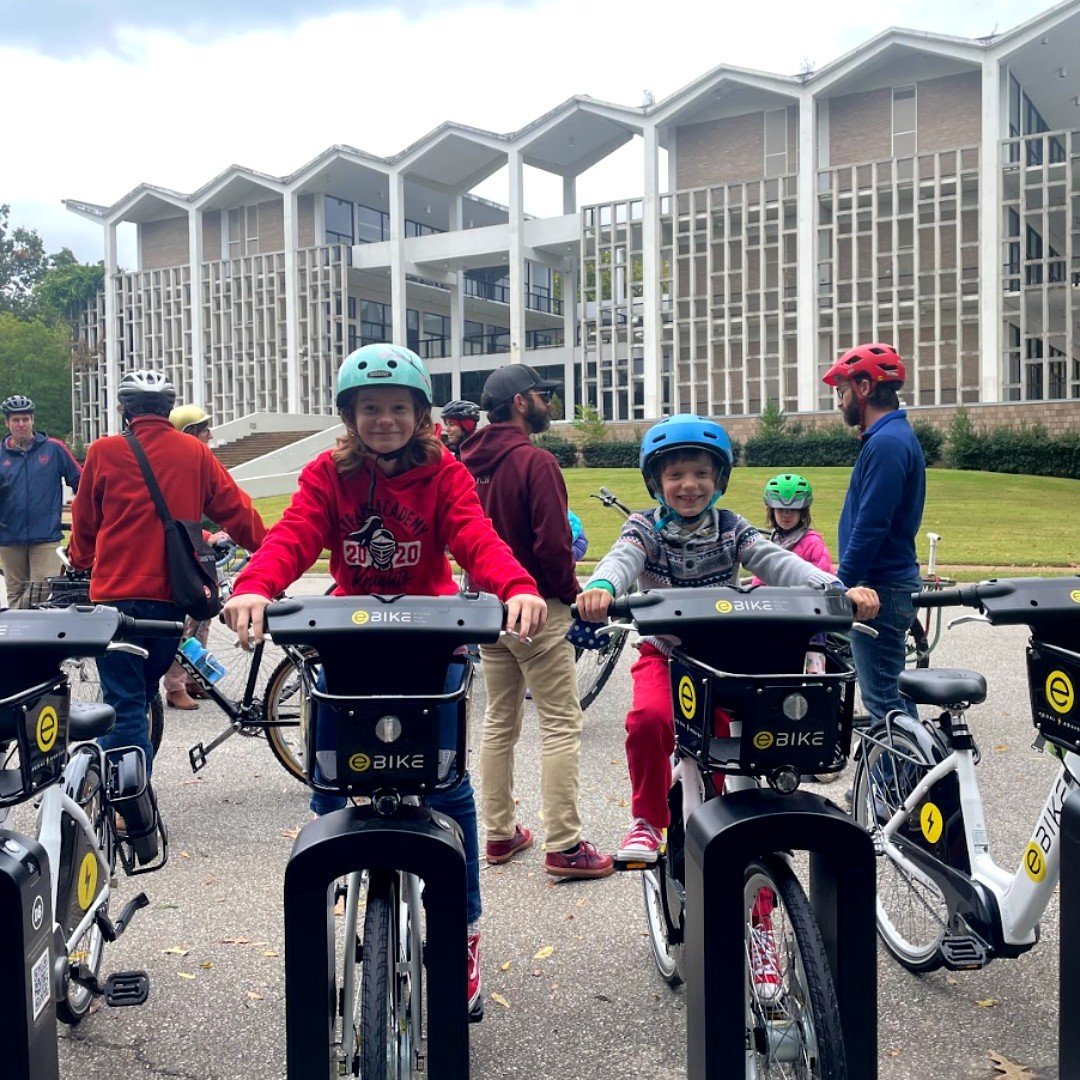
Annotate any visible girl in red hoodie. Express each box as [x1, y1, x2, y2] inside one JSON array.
[[225, 343, 546, 1019]]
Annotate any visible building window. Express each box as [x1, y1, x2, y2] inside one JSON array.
[[358, 204, 389, 244], [226, 206, 259, 259], [892, 85, 916, 158], [764, 108, 787, 178], [325, 195, 354, 246], [360, 300, 389, 346]]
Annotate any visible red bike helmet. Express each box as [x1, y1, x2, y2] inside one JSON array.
[[822, 343, 906, 387]]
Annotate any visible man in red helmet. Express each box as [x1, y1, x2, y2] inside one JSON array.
[[823, 343, 925, 722]]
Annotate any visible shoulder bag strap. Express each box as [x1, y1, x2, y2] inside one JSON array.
[[124, 429, 176, 529]]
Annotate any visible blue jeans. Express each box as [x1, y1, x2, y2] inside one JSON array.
[[96, 598, 184, 778], [849, 580, 921, 723], [309, 662, 481, 926]]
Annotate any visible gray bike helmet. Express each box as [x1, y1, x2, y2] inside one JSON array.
[[2, 394, 35, 416], [440, 400, 480, 423], [117, 369, 176, 412]]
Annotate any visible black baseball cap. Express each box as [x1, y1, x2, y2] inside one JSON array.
[[480, 365, 562, 411]]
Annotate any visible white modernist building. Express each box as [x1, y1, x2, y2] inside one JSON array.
[[66, 0, 1080, 443]]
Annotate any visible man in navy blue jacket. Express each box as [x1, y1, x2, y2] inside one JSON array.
[[824, 344, 925, 722], [0, 395, 81, 608]]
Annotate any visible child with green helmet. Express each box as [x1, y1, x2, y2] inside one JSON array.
[[224, 342, 546, 1019], [755, 473, 833, 577]]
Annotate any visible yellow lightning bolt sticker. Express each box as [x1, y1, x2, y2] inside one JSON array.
[[920, 802, 943, 844], [77, 852, 98, 910]]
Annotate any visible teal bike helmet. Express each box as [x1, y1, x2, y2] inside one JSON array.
[[639, 414, 733, 523], [336, 343, 433, 409], [763, 473, 813, 510]]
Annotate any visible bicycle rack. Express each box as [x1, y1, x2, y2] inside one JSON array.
[[1059, 785, 1080, 1079], [283, 804, 470, 1079], [0, 830, 59, 1080], [683, 789, 877, 1080]]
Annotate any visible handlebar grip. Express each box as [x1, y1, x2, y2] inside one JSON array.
[[116, 616, 186, 639], [911, 585, 979, 609], [266, 598, 303, 618], [608, 597, 632, 620]]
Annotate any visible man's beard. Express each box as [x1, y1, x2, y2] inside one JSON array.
[[525, 400, 550, 434], [841, 395, 861, 427]]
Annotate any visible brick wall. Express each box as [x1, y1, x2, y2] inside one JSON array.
[[257, 199, 284, 252], [916, 71, 981, 153], [584, 400, 1080, 446], [829, 88, 892, 166], [298, 194, 316, 248], [139, 216, 190, 270], [675, 111, 766, 189], [202, 212, 222, 259]]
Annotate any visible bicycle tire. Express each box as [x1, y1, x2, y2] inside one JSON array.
[[575, 631, 627, 711], [744, 856, 847, 1079], [56, 759, 110, 1025], [263, 654, 307, 783], [642, 861, 684, 987], [360, 871, 417, 1080], [851, 727, 950, 972]]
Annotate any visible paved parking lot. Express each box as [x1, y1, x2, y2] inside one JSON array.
[[42, 581, 1064, 1079]]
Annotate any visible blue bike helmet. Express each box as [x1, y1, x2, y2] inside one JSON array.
[[639, 414, 733, 521]]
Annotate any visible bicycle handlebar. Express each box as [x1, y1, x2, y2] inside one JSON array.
[[911, 581, 1012, 609], [116, 615, 186, 640]]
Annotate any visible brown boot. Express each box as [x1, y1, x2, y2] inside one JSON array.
[[166, 689, 199, 710], [184, 680, 209, 699]]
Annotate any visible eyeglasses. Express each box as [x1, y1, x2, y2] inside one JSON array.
[[531, 389, 553, 403], [835, 385, 850, 400]]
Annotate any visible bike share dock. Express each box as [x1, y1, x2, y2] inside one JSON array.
[[684, 789, 877, 1079]]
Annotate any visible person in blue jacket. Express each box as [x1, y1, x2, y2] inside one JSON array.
[[823, 343, 925, 722], [0, 395, 82, 608]]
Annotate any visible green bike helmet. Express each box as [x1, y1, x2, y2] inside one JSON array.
[[335, 343, 433, 409], [763, 473, 813, 510]]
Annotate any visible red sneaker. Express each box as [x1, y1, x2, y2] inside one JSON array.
[[749, 912, 782, 1003], [485, 825, 533, 865], [544, 839, 614, 880], [467, 932, 482, 1014]]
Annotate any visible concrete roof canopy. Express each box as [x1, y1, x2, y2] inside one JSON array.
[[193, 168, 285, 212], [513, 97, 643, 176], [392, 125, 510, 193], [287, 147, 391, 207]]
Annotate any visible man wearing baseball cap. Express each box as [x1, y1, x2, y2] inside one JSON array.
[[461, 364, 613, 881]]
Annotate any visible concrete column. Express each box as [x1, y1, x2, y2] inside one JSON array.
[[508, 151, 526, 365], [448, 194, 465, 387], [978, 58, 1003, 402], [104, 222, 120, 434], [562, 175, 576, 216], [642, 124, 662, 418], [561, 266, 577, 419], [389, 171, 408, 347], [187, 209, 205, 409], [283, 190, 301, 412], [796, 92, 818, 412]]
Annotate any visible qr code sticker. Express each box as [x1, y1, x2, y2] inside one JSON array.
[[32, 947, 50, 1020]]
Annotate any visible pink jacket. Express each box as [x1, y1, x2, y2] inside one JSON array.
[[750, 528, 833, 586]]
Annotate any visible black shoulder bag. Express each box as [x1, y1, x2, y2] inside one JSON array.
[[125, 430, 222, 620]]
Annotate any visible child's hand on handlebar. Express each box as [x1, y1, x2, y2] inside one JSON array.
[[576, 587, 613, 623], [223, 592, 271, 649], [844, 587, 880, 621], [505, 593, 548, 643]]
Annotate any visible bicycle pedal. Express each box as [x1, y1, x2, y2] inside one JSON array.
[[104, 970, 150, 1007], [613, 857, 652, 872], [940, 933, 988, 970]]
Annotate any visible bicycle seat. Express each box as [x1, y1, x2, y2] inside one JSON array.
[[898, 668, 987, 707], [69, 701, 116, 739]]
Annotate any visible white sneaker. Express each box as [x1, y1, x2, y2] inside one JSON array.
[[617, 818, 664, 863]]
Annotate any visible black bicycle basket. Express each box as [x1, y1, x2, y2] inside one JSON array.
[[0, 678, 70, 805], [1027, 639, 1080, 755], [27, 574, 92, 608], [669, 649, 855, 777]]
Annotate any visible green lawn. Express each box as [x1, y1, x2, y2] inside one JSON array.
[[253, 467, 1080, 581]]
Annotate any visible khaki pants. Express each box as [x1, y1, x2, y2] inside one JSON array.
[[0, 543, 61, 609], [478, 599, 584, 852]]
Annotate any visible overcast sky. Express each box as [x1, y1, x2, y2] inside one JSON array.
[[1, 0, 1043, 268]]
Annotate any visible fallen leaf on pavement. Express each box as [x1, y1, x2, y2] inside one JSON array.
[[533, 945, 554, 960], [177, 972, 196, 980], [246, 991, 265, 1001], [220, 937, 252, 945], [975, 998, 999, 1008], [281, 826, 301, 840], [263, 950, 279, 958], [200, 961, 214, 970], [500, 960, 511, 971], [490, 992, 510, 1009], [989, 1049, 1037, 1077], [163, 946, 189, 956]]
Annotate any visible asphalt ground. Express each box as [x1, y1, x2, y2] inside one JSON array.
[[27, 577, 1065, 1079]]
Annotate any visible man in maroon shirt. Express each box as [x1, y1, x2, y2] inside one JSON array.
[[461, 365, 613, 880]]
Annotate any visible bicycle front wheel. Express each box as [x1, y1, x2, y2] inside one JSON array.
[[851, 727, 949, 972], [360, 871, 419, 1080], [575, 632, 627, 711], [642, 860, 684, 987], [744, 856, 847, 1079], [263, 655, 308, 783]]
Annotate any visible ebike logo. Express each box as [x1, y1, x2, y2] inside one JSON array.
[[1046, 669, 1075, 715], [1024, 841, 1047, 882], [351, 610, 370, 626], [715, 599, 788, 614], [31, 895, 43, 931], [351, 610, 414, 627], [35, 706, 59, 753], [753, 731, 775, 750], [77, 852, 98, 910], [1069, 590, 1080, 604], [919, 802, 943, 844], [678, 676, 697, 718], [349, 753, 372, 772], [715, 599, 733, 614]]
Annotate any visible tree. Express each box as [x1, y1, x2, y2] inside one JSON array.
[[37, 259, 105, 337], [0, 313, 73, 438], [0, 205, 49, 318], [571, 403, 608, 444]]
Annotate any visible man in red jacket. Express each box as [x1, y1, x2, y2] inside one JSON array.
[[461, 364, 613, 880], [69, 370, 265, 780]]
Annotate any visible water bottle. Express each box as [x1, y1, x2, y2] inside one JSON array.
[[179, 637, 227, 685]]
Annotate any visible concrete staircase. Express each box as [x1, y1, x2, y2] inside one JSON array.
[[213, 431, 317, 469]]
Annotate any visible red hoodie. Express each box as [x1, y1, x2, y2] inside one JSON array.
[[233, 444, 537, 602], [459, 423, 578, 605]]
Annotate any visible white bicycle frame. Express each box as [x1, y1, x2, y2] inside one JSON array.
[[876, 727, 1078, 947]]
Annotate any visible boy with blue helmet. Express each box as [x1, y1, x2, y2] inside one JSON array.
[[577, 414, 878, 872]]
